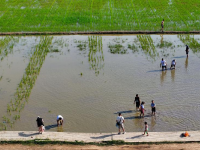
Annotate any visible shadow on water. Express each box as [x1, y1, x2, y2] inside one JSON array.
[[172, 56, 186, 59], [45, 124, 57, 130], [90, 134, 116, 139], [114, 110, 133, 114], [147, 68, 171, 73], [18, 132, 39, 137], [125, 114, 151, 120]]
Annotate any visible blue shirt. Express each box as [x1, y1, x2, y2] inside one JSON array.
[[151, 103, 156, 108]]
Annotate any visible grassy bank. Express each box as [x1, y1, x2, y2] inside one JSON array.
[[0, 0, 200, 32]]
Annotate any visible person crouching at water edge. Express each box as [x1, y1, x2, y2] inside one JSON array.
[[170, 59, 176, 69], [116, 113, 125, 134], [36, 116, 44, 134], [57, 115, 64, 126], [160, 58, 167, 70]]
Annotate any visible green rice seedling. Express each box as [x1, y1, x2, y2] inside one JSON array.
[[109, 44, 127, 54], [128, 44, 138, 53]]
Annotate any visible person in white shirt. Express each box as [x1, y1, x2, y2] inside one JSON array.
[[160, 58, 167, 70], [57, 115, 64, 126], [170, 59, 176, 69], [116, 113, 125, 134]]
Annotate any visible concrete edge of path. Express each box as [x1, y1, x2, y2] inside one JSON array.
[[0, 31, 200, 36], [0, 131, 200, 143]]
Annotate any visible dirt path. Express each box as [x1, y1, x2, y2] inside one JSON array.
[[0, 143, 200, 150]]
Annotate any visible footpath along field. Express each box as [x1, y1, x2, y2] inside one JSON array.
[[0, 0, 200, 32]]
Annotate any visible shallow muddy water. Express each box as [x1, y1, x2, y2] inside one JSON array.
[[0, 35, 200, 133]]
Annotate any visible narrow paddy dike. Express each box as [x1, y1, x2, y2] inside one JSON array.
[[0, 131, 200, 143], [1, 31, 200, 36]]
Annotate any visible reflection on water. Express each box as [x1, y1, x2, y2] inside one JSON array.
[[171, 69, 175, 82], [160, 70, 167, 84], [185, 57, 188, 70], [150, 116, 156, 131]]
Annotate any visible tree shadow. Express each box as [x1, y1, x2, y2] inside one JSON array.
[[90, 134, 116, 139], [18, 132, 39, 137], [114, 110, 133, 114], [45, 124, 57, 130]]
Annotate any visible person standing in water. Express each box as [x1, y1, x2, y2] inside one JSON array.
[[151, 100, 156, 116], [134, 94, 141, 111], [161, 19, 164, 32], [160, 58, 167, 70], [140, 102, 146, 118], [185, 45, 189, 57]]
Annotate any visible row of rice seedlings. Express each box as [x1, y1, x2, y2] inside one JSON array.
[[178, 35, 200, 54], [0, 36, 53, 130], [88, 36, 104, 75], [137, 35, 158, 60]]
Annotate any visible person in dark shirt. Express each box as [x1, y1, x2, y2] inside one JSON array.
[[36, 116, 44, 134], [134, 94, 141, 110], [185, 45, 189, 57]]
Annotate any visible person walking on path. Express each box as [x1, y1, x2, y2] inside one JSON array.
[[161, 19, 164, 32], [140, 102, 146, 118], [160, 58, 167, 70], [143, 122, 149, 136], [134, 94, 141, 111], [185, 45, 189, 57], [57, 115, 64, 126], [36, 116, 44, 134], [116, 113, 125, 134], [170, 59, 176, 69], [151, 100, 156, 116]]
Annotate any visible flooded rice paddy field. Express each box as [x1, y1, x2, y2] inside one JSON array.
[[0, 35, 200, 132]]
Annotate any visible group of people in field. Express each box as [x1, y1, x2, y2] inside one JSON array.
[[116, 94, 155, 136], [160, 45, 189, 71]]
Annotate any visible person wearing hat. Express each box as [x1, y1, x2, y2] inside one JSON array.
[[185, 45, 189, 57], [36, 116, 44, 134], [57, 115, 64, 126]]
